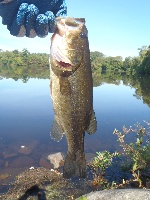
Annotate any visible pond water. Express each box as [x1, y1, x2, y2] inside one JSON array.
[[0, 73, 150, 193]]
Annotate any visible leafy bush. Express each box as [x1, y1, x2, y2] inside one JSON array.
[[90, 122, 150, 189]]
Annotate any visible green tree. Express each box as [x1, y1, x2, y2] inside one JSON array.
[[136, 46, 150, 74]]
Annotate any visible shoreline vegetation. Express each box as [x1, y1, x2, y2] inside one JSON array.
[[88, 122, 150, 190], [0, 45, 150, 77]]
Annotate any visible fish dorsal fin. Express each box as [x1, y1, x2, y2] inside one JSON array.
[[50, 117, 64, 142], [86, 110, 97, 134]]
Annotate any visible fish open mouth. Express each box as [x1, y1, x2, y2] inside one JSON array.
[[57, 61, 72, 68]]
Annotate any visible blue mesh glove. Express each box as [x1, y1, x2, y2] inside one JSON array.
[[0, 0, 67, 37]]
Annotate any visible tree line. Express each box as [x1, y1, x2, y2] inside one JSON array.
[[91, 45, 150, 74], [0, 48, 49, 68], [0, 48, 49, 81], [0, 46, 150, 75]]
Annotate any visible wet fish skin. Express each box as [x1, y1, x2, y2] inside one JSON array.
[[50, 17, 97, 178]]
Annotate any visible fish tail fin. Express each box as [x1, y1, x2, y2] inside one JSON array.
[[63, 151, 86, 178], [50, 117, 64, 142], [86, 110, 97, 134]]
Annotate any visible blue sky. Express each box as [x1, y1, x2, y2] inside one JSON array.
[[0, 0, 150, 59]]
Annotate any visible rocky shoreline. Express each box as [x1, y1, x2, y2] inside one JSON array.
[[0, 166, 150, 200], [0, 151, 150, 199], [0, 167, 95, 199]]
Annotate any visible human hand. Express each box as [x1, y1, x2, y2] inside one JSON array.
[[0, 0, 67, 37]]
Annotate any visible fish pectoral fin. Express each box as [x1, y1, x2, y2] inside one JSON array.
[[50, 117, 64, 142], [85, 110, 97, 134]]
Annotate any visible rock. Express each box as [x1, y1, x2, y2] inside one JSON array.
[[18, 146, 33, 155], [10, 156, 34, 168], [2, 167, 150, 200], [2, 150, 18, 159], [47, 152, 64, 169], [0, 167, 62, 200], [0, 167, 95, 200], [39, 157, 51, 169], [9, 140, 38, 155], [77, 189, 150, 200]]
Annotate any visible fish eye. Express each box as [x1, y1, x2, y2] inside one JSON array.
[[79, 27, 88, 39], [80, 32, 87, 39]]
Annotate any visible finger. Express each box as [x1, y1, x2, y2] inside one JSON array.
[[0, 0, 18, 26], [26, 4, 39, 38], [35, 14, 49, 37], [9, 3, 28, 37], [45, 11, 56, 33], [56, 1, 67, 17], [0, 0, 14, 2]]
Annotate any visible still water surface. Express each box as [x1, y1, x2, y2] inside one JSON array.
[[0, 75, 150, 191]]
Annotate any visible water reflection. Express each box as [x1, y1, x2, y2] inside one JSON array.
[[0, 71, 150, 192]]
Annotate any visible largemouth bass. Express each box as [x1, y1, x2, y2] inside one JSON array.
[[50, 17, 97, 178]]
